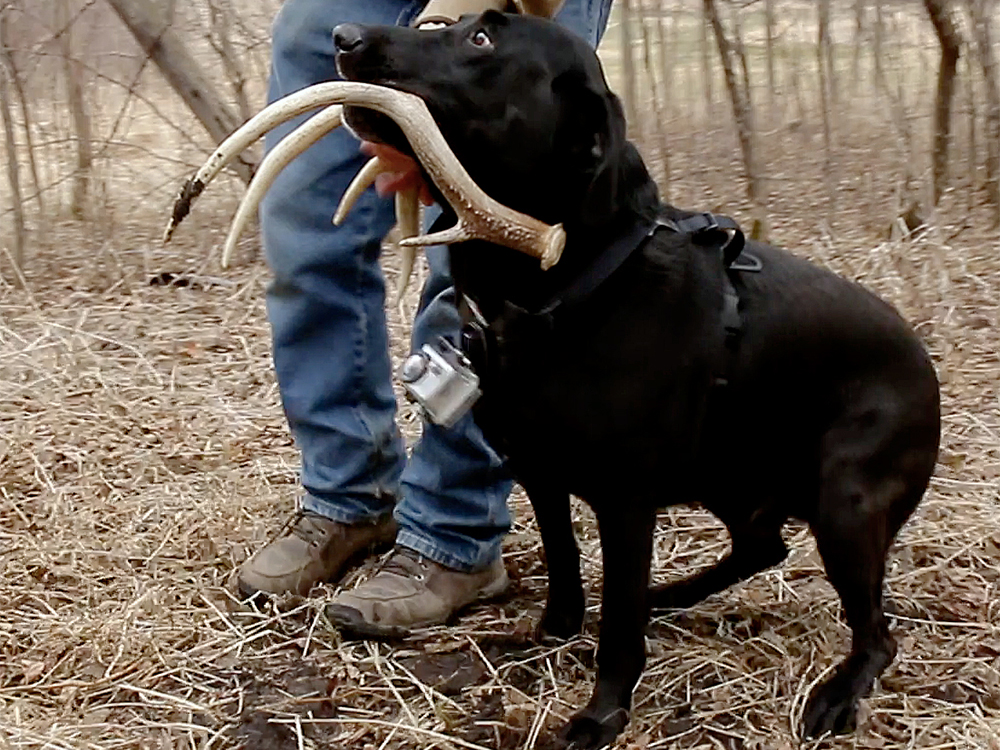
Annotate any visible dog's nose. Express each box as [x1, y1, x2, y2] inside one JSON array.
[[333, 24, 365, 53]]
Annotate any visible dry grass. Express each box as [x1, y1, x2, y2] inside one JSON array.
[[3, 14, 1000, 749], [2, 142, 998, 750]]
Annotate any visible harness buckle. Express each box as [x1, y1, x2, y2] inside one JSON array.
[[650, 217, 679, 235], [694, 212, 719, 233]]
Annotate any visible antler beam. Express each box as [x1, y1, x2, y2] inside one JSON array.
[[165, 81, 565, 271]]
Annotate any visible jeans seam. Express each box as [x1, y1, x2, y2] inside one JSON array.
[[348, 207, 405, 505], [350, 206, 377, 443]]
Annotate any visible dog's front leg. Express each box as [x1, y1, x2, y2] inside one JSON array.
[[520, 475, 585, 640], [558, 504, 656, 750]]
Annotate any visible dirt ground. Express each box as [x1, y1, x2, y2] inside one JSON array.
[[3, 43, 1000, 750]]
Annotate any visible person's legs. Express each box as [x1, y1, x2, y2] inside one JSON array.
[[264, 0, 412, 523], [240, 0, 415, 596], [240, 0, 519, 599], [325, 0, 616, 634]]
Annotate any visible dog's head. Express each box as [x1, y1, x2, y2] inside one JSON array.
[[334, 12, 653, 231]]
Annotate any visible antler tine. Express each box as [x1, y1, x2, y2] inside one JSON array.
[[331, 156, 421, 314], [394, 187, 421, 317], [220, 104, 343, 267], [164, 82, 356, 244], [333, 156, 390, 226]]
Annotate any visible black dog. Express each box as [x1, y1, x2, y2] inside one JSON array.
[[334, 12, 940, 749]]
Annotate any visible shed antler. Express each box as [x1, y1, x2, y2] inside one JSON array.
[[164, 81, 565, 271]]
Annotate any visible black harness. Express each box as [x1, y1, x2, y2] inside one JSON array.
[[459, 211, 761, 387]]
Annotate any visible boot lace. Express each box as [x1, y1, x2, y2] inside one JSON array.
[[377, 547, 431, 581], [272, 509, 338, 546]]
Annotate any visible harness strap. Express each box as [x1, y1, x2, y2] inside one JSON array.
[[656, 211, 746, 266], [647, 213, 750, 386]]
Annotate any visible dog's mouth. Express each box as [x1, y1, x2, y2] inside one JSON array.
[[341, 96, 415, 156], [335, 44, 420, 155]]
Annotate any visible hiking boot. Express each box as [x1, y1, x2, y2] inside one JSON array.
[[237, 510, 397, 598], [325, 546, 510, 638]]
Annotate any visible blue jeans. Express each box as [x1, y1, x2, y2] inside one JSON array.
[[261, 0, 613, 571]]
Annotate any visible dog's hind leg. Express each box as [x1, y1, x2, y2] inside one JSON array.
[[558, 503, 658, 750], [801, 456, 927, 736], [648, 509, 789, 611], [520, 475, 586, 640]]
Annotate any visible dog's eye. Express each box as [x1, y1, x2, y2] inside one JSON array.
[[470, 29, 493, 48]]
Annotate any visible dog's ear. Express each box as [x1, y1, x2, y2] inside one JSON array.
[[552, 70, 627, 226]]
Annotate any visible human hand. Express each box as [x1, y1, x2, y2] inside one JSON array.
[[360, 141, 435, 206]]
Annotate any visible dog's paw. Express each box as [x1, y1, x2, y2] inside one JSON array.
[[556, 707, 629, 750], [537, 605, 584, 642], [802, 674, 859, 737], [537, 592, 585, 641]]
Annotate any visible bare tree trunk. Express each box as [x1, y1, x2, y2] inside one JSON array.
[[965, 54, 977, 214], [764, 0, 776, 116], [104, 0, 254, 183], [817, 0, 834, 127], [700, 0, 714, 121], [823, 0, 838, 104], [788, 19, 806, 127], [2, 1, 43, 216], [618, 0, 638, 130], [59, 0, 93, 219], [732, 11, 752, 110], [967, 0, 1000, 214], [874, 0, 885, 95], [207, 0, 251, 123], [655, 3, 673, 115], [0, 6, 26, 271], [817, 0, 836, 217], [640, 4, 670, 198], [924, 0, 963, 206], [704, 0, 767, 239], [851, 0, 865, 94], [872, 6, 920, 232]]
